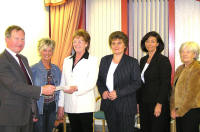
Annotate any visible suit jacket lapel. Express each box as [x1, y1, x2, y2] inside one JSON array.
[[147, 52, 158, 70], [140, 55, 148, 71], [113, 54, 126, 90], [143, 52, 159, 79], [20, 55, 33, 80], [104, 55, 113, 83], [114, 54, 125, 74], [4, 50, 29, 81]]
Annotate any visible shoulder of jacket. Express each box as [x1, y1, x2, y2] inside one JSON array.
[[155, 54, 169, 62], [63, 56, 72, 62], [139, 55, 146, 64], [0, 52, 6, 61], [192, 61, 200, 71], [124, 54, 137, 60], [88, 54, 96, 59], [156, 53, 168, 59], [175, 64, 184, 72], [140, 55, 148, 60], [20, 54, 28, 60], [101, 54, 112, 60], [88, 55, 98, 61], [51, 64, 61, 71]]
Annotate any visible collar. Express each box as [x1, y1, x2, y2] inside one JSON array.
[[38, 60, 56, 70], [184, 60, 195, 69], [70, 50, 89, 70], [6, 47, 17, 57], [70, 50, 89, 60], [5, 48, 20, 64]]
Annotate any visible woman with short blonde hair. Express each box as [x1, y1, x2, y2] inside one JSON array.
[[32, 38, 61, 132]]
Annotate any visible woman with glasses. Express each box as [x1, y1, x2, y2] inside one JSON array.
[[57, 29, 99, 132], [137, 31, 172, 132], [31, 38, 61, 132]]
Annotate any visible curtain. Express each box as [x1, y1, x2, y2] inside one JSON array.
[[50, 0, 82, 70], [44, 0, 67, 6], [86, 0, 121, 61], [175, 0, 200, 68], [128, 0, 169, 60]]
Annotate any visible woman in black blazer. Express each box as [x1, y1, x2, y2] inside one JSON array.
[[97, 31, 141, 132], [137, 31, 172, 132]]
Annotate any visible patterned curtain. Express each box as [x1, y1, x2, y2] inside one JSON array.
[[50, 0, 82, 70]]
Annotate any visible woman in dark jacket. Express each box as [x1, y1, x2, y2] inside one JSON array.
[[137, 31, 172, 132], [97, 31, 141, 132]]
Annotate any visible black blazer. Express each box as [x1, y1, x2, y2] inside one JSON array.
[[97, 54, 141, 114], [0, 50, 41, 126], [137, 52, 172, 104]]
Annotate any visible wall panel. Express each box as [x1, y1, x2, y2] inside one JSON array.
[[129, 0, 169, 61], [86, 0, 121, 61]]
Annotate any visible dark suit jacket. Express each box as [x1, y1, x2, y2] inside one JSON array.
[[137, 52, 172, 104], [0, 50, 41, 126], [97, 54, 141, 115]]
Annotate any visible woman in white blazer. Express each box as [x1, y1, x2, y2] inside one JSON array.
[[57, 29, 99, 132]]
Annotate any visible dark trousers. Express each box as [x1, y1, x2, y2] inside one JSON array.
[[68, 112, 93, 132], [34, 101, 56, 132], [0, 110, 33, 132], [0, 124, 32, 132], [104, 108, 135, 132], [139, 102, 170, 132], [176, 108, 200, 132]]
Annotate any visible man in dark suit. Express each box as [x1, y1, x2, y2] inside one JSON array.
[[0, 25, 56, 132]]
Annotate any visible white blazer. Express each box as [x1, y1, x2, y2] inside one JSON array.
[[58, 55, 99, 113]]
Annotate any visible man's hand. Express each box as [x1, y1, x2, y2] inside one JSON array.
[[41, 85, 56, 95]]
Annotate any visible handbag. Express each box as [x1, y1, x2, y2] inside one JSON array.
[[170, 119, 176, 132], [134, 113, 142, 132]]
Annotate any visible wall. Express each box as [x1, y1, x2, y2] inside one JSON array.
[[0, 0, 49, 66], [175, 0, 200, 68], [1, 0, 200, 68], [86, 0, 121, 61], [85, 0, 121, 124], [128, 0, 169, 60]]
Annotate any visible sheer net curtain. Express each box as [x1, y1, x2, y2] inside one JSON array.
[[128, 0, 169, 61], [50, 0, 82, 70], [175, 0, 200, 68]]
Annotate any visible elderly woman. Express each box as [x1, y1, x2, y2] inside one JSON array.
[[31, 38, 61, 132], [97, 31, 141, 132], [137, 31, 172, 132], [57, 29, 99, 132], [170, 41, 200, 132]]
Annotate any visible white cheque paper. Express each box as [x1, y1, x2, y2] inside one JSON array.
[[56, 86, 67, 91]]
